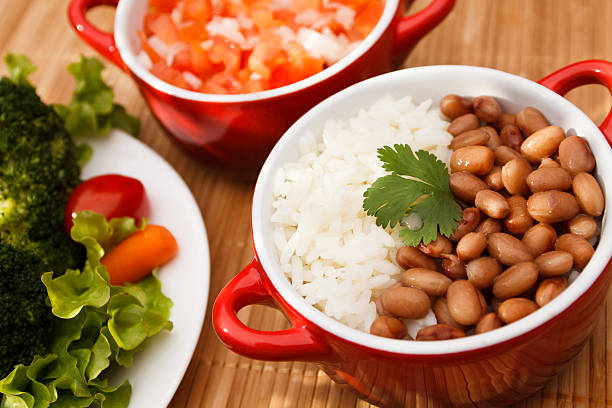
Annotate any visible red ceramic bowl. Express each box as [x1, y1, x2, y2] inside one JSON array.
[[68, 0, 454, 179], [213, 61, 612, 406]]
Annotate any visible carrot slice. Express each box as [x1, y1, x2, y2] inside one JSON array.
[[101, 225, 178, 286]]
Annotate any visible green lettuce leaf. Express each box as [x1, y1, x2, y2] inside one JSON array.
[[4, 54, 36, 87], [1, 212, 172, 408], [54, 56, 140, 138]]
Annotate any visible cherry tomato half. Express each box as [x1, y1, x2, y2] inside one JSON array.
[[64, 174, 149, 233]]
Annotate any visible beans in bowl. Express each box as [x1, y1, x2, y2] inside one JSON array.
[[371, 94, 604, 340]]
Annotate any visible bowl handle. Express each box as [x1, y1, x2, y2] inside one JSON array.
[[68, 0, 126, 70], [538, 60, 612, 147], [392, 0, 455, 66], [213, 259, 332, 361]]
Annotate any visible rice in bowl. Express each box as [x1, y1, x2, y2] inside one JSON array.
[[270, 95, 453, 333]]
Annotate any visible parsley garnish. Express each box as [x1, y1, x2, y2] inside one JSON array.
[[363, 144, 462, 246]]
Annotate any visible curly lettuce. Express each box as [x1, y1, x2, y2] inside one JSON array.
[[0, 212, 173, 408]]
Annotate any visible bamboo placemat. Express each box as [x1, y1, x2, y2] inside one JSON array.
[[1, 0, 611, 406]]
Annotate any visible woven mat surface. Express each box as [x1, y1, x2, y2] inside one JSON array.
[[1, 0, 610, 406]]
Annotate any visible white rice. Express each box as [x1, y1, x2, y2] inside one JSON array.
[[271, 95, 453, 333]]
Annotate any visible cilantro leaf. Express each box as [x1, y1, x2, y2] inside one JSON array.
[[55, 56, 141, 138], [363, 144, 462, 246], [4, 53, 36, 87]]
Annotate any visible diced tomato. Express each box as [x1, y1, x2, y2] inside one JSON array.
[[179, 23, 206, 43], [151, 61, 190, 89], [182, 0, 212, 21], [248, 40, 285, 80], [208, 37, 241, 73], [251, 8, 279, 29], [149, 0, 178, 13], [173, 43, 220, 77], [286, 42, 324, 80], [148, 13, 181, 44], [138, 30, 163, 63], [354, 1, 383, 38]]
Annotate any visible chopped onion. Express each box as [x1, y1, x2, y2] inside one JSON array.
[[136, 50, 153, 70], [206, 16, 246, 45], [165, 42, 188, 67], [274, 26, 296, 46], [334, 4, 356, 31], [295, 9, 322, 27], [236, 12, 254, 30], [182, 71, 203, 89], [147, 36, 170, 59], [297, 27, 347, 64]]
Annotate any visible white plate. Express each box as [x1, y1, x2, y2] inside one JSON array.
[[80, 129, 210, 407]]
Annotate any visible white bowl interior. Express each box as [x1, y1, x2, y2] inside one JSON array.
[[252, 65, 612, 355], [114, 0, 399, 102]]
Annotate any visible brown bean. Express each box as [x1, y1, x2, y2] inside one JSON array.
[[500, 125, 524, 151], [450, 146, 495, 175], [396, 246, 437, 270], [516, 107, 549, 136], [487, 232, 534, 266], [477, 290, 488, 315], [501, 158, 532, 196], [475, 189, 511, 219], [526, 167, 572, 193], [432, 297, 465, 330], [418, 234, 452, 258], [572, 172, 605, 217], [527, 191, 579, 223], [440, 94, 473, 120], [450, 207, 481, 242], [568, 214, 598, 240], [449, 172, 489, 204], [475, 217, 502, 236], [416, 324, 466, 341], [498, 298, 538, 324], [492, 261, 539, 299], [370, 316, 407, 339], [450, 129, 490, 150], [446, 280, 483, 326], [558, 136, 595, 175], [380, 286, 430, 319], [535, 251, 573, 278], [520, 126, 565, 163], [475, 312, 502, 334], [492, 113, 516, 132], [484, 166, 504, 191], [504, 196, 533, 235], [535, 277, 568, 307], [456, 232, 487, 261], [555, 233, 594, 269], [494, 145, 523, 165], [539, 158, 561, 169], [376, 282, 402, 315], [466, 256, 502, 289], [521, 223, 557, 257], [402, 268, 452, 296], [448, 113, 480, 136], [472, 96, 502, 123], [441, 254, 467, 280], [482, 126, 503, 150]]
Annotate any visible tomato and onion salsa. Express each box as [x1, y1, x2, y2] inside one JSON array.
[[138, 0, 384, 94]]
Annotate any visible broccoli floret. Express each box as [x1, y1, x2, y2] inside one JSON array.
[[0, 78, 85, 375], [0, 77, 81, 233], [0, 242, 57, 379]]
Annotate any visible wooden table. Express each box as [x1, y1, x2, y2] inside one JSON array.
[[1, 0, 610, 406]]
